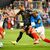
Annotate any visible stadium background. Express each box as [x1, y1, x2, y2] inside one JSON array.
[[0, 0, 50, 29]]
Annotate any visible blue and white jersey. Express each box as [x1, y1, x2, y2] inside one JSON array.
[[30, 14, 43, 28]]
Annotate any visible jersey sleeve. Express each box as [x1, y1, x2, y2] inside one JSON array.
[[37, 19, 41, 24]]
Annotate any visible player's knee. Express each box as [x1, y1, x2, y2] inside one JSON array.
[[0, 35, 2, 39], [20, 29, 25, 32], [40, 34, 45, 40], [3, 32, 5, 36], [31, 30, 36, 34], [20, 35, 22, 38]]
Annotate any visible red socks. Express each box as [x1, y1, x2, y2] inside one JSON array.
[[31, 32, 39, 40], [29, 27, 50, 43], [43, 38, 50, 43], [29, 27, 39, 40]]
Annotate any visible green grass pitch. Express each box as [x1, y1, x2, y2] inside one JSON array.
[[0, 28, 50, 50]]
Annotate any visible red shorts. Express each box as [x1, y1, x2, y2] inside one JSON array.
[[0, 27, 4, 38]]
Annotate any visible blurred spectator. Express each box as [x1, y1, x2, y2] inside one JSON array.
[[48, 2, 50, 17], [13, 0, 19, 7], [42, 1, 47, 13], [11, 17, 14, 28], [3, 14, 8, 29], [7, 17, 11, 29], [43, 12, 49, 19], [0, 0, 50, 29], [47, 18, 50, 24]]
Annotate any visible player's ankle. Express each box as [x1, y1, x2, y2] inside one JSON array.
[[34, 40, 39, 44]]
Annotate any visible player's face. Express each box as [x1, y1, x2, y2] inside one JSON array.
[[19, 6, 25, 10], [33, 12, 38, 17]]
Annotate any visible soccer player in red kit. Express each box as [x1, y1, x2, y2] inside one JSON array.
[[0, 15, 5, 47]]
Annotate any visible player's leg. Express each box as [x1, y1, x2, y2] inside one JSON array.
[[31, 28, 40, 44], [28, 26, 39, 44], [40, 31, 50, 43], [0, 27, 5, 48], [11, 22, 25, 45], [11, 28, 25, 45], [16, 26, 34, 43], [0, 35, 3, 48], [36, 26, 50, 43], [40, 32, 50, 43], [16, 29, 24, 42], [24, 26, 34, 39], [26, 32, 34, 39]]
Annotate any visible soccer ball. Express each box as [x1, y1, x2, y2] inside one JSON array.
[[0, 42, 3, 48]]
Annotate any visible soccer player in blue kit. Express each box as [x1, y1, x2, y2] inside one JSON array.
[[29, 10, 50, 44]]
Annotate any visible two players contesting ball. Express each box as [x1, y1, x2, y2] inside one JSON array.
[[11, 5, 50, 45]]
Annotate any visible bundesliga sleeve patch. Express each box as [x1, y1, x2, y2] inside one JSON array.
[[38, 19, 41, 24]]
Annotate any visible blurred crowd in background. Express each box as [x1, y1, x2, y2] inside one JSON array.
[[0, 0, 50, 29]]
